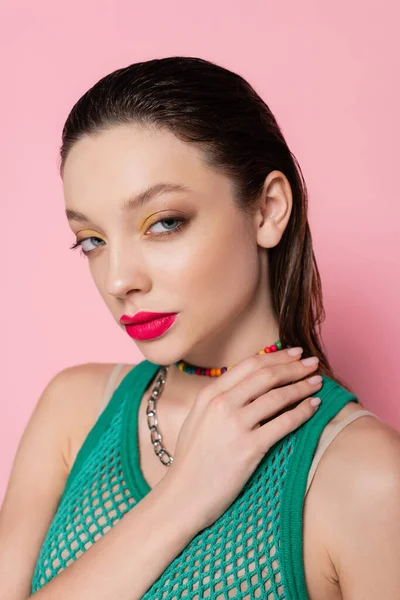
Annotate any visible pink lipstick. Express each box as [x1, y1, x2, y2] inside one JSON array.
[[120, 311, 177, 341]]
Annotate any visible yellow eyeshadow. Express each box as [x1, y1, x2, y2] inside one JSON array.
[[140, 219, 152, 233], [76, 229, 103, 239], [140, 209, 176, 232], [140, 213, 160, 232]]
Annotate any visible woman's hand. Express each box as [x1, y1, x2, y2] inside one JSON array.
[[162, 348, 323, 530]]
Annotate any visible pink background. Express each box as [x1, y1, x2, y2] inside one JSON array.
[[1, 0, 399, 504]]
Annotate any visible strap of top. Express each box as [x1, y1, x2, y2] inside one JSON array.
[[304, 409, 379, 497], [98, 363, 126, 417]]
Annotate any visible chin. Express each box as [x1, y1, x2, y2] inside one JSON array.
[[133, 338, 189, 367]]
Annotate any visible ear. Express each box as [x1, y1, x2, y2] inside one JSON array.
[[254, 170, 293, 249]]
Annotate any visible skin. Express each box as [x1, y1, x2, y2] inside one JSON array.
[[62, 123, 400, 599], [63, 123, 286, 407]]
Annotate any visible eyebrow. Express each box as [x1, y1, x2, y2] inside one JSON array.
[[65, 182, 190, 223]]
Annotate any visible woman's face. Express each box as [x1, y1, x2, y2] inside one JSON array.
[[63, 123, 278, 367]]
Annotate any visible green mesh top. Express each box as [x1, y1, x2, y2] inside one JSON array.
[[31, 360, 360, 599]]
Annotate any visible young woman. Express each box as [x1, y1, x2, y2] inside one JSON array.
[[1, 56, 399, 600]]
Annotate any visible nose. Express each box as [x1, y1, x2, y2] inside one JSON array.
[[104, 247, 150, 298]]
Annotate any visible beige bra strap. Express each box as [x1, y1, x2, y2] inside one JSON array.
[[305, 409, 379, 497], [98, 363, 125, 418]]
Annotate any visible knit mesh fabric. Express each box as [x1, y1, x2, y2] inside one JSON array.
[[31, 361, 358, 599], [31, 400, 134, 590]]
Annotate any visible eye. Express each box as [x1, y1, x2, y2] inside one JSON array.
[[69, 236, 104, 256], [146, 216, 186, 236], [69, 216, 187, 257]]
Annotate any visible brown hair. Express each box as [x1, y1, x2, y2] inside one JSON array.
[[59, 56, 352, 392]]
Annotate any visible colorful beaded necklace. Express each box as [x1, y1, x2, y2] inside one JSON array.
[[174, 339, 282, 376], [148, 339, 284, 466]]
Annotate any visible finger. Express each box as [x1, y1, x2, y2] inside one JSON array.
[[216, 356, 320, 409], [241, 375, 323, 429], [199, 347, 305, 403], [253, 396, 320, 451]]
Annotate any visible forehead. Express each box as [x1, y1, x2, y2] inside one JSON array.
[[62, 124, 213, 203]]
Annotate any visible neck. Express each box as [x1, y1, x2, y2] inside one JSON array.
[[166, 313, 280, 407], [174, 305, 279, 370]]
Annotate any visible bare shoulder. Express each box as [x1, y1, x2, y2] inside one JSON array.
[[0, 362, 134, 598], [304, 403, 400, 598], [52, 362, 136, 473], [313, 406, 400, 505], [315, 408, 400, 509]]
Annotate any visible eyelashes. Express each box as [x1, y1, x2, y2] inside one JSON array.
[[69, 215, 188, 257]]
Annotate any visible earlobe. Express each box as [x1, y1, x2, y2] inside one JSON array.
[[255, 170, 293, 249]]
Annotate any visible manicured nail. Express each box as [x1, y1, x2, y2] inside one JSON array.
[[287, 347, 303, 356], [310, 397, 321, 407], [307, 375, 322, 385], [301, 356, 319, 366]]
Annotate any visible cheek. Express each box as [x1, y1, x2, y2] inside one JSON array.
[[171, 220, 259, 311]]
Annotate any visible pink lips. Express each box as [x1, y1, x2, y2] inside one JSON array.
[[120, 311, 176, 325], [120, 312, 178, 341]]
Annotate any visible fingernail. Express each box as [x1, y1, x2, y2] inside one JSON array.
[[301, 356, 319, 366], [307, 375, 322, 385], [287, 347, 303, 356], [310, 397, 321, 407]]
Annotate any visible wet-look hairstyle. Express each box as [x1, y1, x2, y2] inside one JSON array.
[[60, 55, 351, 392]]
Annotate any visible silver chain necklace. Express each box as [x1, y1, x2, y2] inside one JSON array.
[[146, 365, 174, 466]]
